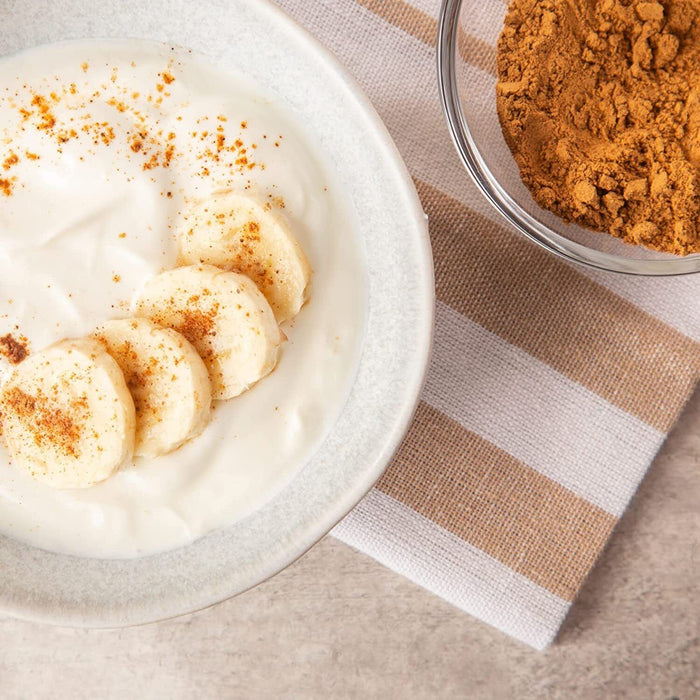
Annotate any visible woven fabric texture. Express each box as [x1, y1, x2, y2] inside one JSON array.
[[274, 0, 700, 649]]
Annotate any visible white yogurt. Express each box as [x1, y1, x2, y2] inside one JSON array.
[[0, 39, 366, 558]]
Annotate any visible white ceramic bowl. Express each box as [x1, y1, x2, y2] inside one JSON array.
[[0, 0, 434, 626]]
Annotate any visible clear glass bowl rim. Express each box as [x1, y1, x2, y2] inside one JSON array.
[[436, 0, 700, 277]]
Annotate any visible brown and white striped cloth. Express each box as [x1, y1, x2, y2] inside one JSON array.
[[274, 0, 700, 649]]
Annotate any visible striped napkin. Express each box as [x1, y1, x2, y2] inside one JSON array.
[[274, 0, 700, 649]]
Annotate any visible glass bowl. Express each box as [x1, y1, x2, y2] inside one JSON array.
[[437, 0, 700, 276]]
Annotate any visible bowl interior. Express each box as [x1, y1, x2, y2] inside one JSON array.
[[0, 0, 433, 626], [443, 0, 700, 274]]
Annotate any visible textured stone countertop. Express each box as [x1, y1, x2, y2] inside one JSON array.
[[1, 390, 697, 699]]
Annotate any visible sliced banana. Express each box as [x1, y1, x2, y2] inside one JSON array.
[[0, 338, 135, 489], [133, 264, 283, 400], [178, 191, 312, 323], [93, 318, 211, 458]]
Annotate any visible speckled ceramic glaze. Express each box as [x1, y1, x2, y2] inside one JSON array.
[[0, 0, 433, 625]]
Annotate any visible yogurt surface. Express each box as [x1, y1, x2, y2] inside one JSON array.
[[0, 39, 366, 558]]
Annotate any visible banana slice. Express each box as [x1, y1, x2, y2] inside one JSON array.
[[0, 338, 135, 489], [93, 318, 211, 458], [178, 192, 312, 323], [133, 264, 283, 400]]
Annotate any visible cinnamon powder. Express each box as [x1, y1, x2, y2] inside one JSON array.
[[0, 387, 81, 457], [0, 333, 29, 364], [496, 0, 700, 255]]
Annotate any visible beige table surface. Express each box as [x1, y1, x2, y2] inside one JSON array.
[[1, 390, 698, 699]]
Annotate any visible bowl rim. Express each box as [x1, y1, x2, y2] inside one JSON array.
[[0, 0, 435, 627], [437, 0, 700, 277]]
